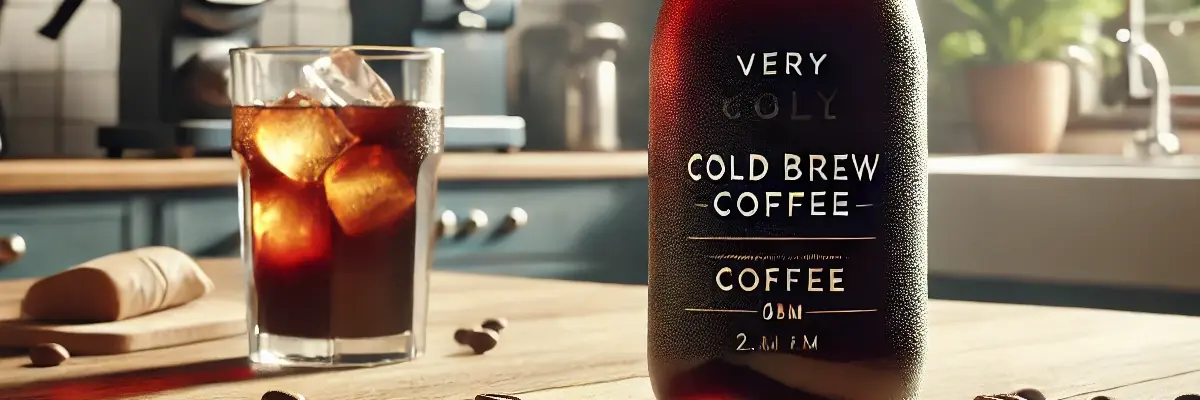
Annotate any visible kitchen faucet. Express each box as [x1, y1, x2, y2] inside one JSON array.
[[1124, 41, 1181, 159]]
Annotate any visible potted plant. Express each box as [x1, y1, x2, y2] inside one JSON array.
[[939, 0, 1125, 153]]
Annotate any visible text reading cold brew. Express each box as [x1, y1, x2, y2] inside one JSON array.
[[688, 154, 878, 217], [691, 53, 880, 219]]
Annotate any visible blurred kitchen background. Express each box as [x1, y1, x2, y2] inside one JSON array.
[[0, 0, 1196, 156], [2, 0, 1200, 315]]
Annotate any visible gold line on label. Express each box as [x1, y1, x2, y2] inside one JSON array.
[[685, 308, 879, 314], [688, 236, 876, 241], [685, 308, 758, 313], [694, 203, 708, 208], [855, 203, 874, 207], [706, 254, 845, 261]]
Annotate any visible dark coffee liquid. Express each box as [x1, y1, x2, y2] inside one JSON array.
[[648, 1, 927, 399], [234, 104, 442, 339]]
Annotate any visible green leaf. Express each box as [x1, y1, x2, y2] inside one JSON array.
[[939, 30, 988, 66], [1008, 17, 1026, 62], [1015, 19, 1048, 61], [949, 0, 988, 21], [995, 0, 1018, 14], [1092, 36, 1121, 58], [972, 0, 1011, 30], [1081, 0, 1127, 18], [1007, 0, 1050, 28], [938, 0, 1129, 66]]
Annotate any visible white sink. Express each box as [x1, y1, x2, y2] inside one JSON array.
[[929, 154, 1200, 293]]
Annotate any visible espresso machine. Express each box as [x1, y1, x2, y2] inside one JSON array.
[[40, 0, 271, 158], [348, 0, 526, 152]]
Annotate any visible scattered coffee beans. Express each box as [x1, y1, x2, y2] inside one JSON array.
[[475, 394, 521, 400], [262, 390, 304, 400], [454, 328, 473, 345], [1014, 388, 1046, 400], [28, 343, 69, 367], [1176, 396, 1200, 400], [467, 329, 501, 354], [481, 317, 508, 332], [454, 318, 509, 354]]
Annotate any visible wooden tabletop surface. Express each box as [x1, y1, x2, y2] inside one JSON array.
[[2, 258, 1200, 399], [0, 152, 650, 194]]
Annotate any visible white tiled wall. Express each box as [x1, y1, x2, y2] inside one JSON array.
[[0, 0, 351, 158]]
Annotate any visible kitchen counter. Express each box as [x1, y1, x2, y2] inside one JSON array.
[[3, 259, 1200, 399], [0, 152, 650, 194], [0, 153, 650, 282]]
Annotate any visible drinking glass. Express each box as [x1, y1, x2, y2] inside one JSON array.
[[229, 46, 444, 367]]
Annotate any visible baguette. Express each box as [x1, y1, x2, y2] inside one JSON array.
[[20, 247, 215, 323]]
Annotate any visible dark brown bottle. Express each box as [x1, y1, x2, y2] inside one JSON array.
[[648, 1, 928, 400]]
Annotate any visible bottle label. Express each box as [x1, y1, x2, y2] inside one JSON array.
[[649, 4, 926, 399], [653, 48, 894, 362]]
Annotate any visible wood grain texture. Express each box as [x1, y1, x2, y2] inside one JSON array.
[[0, 297, 244, 356], [0, 152, 650, 194], [0, 259, 1197, 400], [0, 261, 247, 355]]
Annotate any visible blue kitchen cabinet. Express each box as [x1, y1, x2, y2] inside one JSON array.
[[0, 193, 153, 279], [157, 190, 242, 257], [0, 179, 650, 284], [434, 180, 648, 284]]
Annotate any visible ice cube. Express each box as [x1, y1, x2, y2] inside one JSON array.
[[273, 90, 322, 107], [301, 47, 395, 107], [251, 94, 360, 182], [252, 184, 333, 267], [324, 145, 415, 236]]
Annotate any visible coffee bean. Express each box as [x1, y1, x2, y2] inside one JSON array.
[[475, 394, 521, 400], [262, 390, 305, 400], [1014, 388, 1046, 400], [481, 317, 508, 332], [28, 343, 69, 367], [1175, 395, 1200, 400], [974, 395, 1023, 400], [467, 328, 500, 354], [1090, 397, 1113, 400], [454, 328, 472, 344]]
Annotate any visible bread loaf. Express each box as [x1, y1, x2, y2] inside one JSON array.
[[20, 247, 215, 323]]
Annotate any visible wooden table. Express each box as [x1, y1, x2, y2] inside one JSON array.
[[2, 259, 1199, 400]]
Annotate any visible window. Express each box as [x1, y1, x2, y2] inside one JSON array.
[[1125, 0, 1200, 103]]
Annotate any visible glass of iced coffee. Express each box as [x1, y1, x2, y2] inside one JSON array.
[[229, 46, 444, 367]]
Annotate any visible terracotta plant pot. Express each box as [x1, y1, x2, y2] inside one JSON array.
[[965, 61, 1070, 153]]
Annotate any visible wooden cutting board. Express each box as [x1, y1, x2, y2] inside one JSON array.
[[0, 262, 246, 356]]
